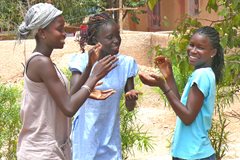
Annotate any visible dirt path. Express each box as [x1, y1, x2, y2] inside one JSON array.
[[128, 84, 175, 160], [0, 38, 239, 159]]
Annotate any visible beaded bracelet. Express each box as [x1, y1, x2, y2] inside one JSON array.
[[82, 85, 91, 94], [163, 88, 171, 95]]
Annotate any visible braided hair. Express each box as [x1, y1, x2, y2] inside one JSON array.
[[193, 26, 224, 84], [79, 12, 115, 52]]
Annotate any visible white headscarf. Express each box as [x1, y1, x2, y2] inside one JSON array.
[[18, 3, 62, 39]]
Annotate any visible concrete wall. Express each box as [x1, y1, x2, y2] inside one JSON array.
[[124, 0, 220, 31], [0, 31, 172, 82], [0, 38, 80, 83]]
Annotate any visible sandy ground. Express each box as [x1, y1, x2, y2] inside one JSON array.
[[0, 38, 239, 159], [128, 84, 240, 160]]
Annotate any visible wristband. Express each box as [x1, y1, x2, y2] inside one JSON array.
[[82, 85, 91, 94]]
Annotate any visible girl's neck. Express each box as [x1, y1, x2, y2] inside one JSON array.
[[99, 51, 110, 60], [33, 46, 53, 57], [194, 60, 212, 70], [194, 65, 211, 70]]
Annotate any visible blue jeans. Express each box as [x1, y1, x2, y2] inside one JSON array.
[[172, 154, 216, 160]]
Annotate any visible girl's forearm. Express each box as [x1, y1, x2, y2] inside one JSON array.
[[70, 65, 92, 95], [165, 75, 181, 100], [67, 75, 99, 117], [163, 90, 193, 125]]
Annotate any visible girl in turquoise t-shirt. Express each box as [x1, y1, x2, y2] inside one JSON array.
[[139, 26, 224, 159]]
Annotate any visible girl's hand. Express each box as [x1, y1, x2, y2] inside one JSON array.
[[138, 72, 166, 89], [89, 82, 116, 100], [125, 89, 142, 101], [91, 55, 118, 80], [125, 89, 142, 111], [154, 56, 173, 79], [88, 43, 102, 67], [89, 89, 116, 100]]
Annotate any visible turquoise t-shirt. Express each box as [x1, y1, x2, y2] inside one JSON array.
[[172, 67, 216, 159]]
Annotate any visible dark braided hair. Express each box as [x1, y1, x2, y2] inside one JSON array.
[[79, 12, 115, 52], [79, 24, 88, 52], [193, 26, 224, 84]]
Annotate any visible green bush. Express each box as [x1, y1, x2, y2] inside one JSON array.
[[0, 82, 22, 159], [0, 0, 25, 31], [120, 76, 155, 159]]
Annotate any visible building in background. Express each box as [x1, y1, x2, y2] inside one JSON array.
[[123, 0, 221, 31]]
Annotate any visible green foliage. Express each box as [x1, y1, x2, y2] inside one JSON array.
[[151, 18, 203, 95], [124, 0, 147, 24], [209, 108, 229, 159], [0, 0, 25, 31], [61, 67, 72, 81], [213, 53, 240, 159], [206, 0, 218, 12], [147, 0, 159, 11], [17, 0, 106, 25], [207, 1, 240, 49], [120, 75, 154, 159], [162, 16, 170, 27], [55, 0, 147, 25], [120, 99, 154, 159], [0, 82, 22, 159], [53, 0, 106, 25], [0, 0, 149, 31]]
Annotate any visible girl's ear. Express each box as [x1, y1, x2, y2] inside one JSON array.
[[211, 48, 217, 58], [37, 29, 46, 39]]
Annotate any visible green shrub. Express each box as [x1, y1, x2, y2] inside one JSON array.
[[209, 114, 229, 159], [120, 76, 155, 159], [0, 82, 22, 159]]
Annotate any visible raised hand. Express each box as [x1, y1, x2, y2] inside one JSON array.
[[125, 89, 142, 101], [91, 55, 118, 80], [88, 43, 102, 67], [154, 56, 173, 80], [125, 89, 142, 111], [138, 72, 166, 88]]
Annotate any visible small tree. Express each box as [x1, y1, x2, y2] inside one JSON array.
[[0, 82, 22, 160], [0, 0, 25, 31], [120, 76, 154, 159], [0, 0, 149, 30]]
